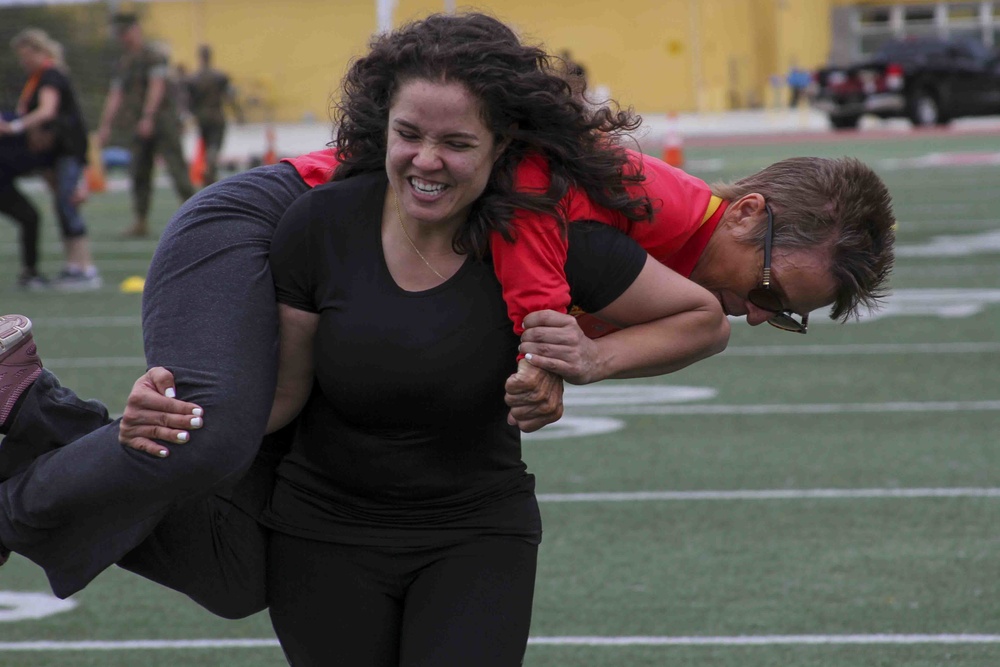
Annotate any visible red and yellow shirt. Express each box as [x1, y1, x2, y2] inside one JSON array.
[[283, 148, 725, 339]]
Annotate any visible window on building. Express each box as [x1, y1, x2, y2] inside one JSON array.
[[851, 1, 1000, 55], [855, 4, 897, 57]]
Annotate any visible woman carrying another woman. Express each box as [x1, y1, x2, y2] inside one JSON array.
[[0, 14, 728, 665], [250, 13, 725, 665]]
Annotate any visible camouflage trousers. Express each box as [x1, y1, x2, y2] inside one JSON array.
[[197, 121, 226, 186], [130, 120, 195, 220]]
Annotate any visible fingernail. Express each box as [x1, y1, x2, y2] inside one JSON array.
[[177, 432, 189, 442], [192, 407, 203, 417], [190, 417, 203, 428], [157, 449, 169, 458], [165, 387, 176, 398]]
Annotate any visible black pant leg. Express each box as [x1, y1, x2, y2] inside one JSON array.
[[266, 534, 538, 667], [400, 537, 537, 667], [0, 183, 40, 272], [117, 426, 292, 619], [267, 534, 404, 667], [0, 370, 110, 480]]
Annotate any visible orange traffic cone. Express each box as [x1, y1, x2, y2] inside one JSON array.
[[661, 112, 685, 168], [189, 137, 206, 187], [262, 125, 277, 166], [84, 132, 106, 193]]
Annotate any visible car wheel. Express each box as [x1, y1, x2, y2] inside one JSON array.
[[909, 91, 942, 127], [829, 114, 860, 130]]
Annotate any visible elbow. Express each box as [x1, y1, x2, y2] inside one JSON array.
[[700, 301, 731, 358], [709, 316, 731, 356]]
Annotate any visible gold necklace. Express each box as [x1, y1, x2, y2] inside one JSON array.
[[393, 191, 446, 280]]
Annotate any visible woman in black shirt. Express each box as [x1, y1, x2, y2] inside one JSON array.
[[0, 28, 100, 289], [258, 13, 726, 666]]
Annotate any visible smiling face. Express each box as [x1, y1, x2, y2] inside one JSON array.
[[691, 195, 838, 326], [386, 78, 505, 236]]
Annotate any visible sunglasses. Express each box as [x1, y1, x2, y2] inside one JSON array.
[[746, 204, 809, 334]]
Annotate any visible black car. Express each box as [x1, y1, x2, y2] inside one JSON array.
[[811, 37, 1000, 129]]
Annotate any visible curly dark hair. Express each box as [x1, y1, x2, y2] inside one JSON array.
[[331, 12, 651, 257], [711, 157, 896, 321]]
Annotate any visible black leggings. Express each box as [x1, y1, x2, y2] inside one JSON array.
[[268, 533, 538, 667], [0, 183, 40, 273]]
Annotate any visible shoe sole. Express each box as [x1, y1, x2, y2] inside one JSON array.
[[0, 314, 32, 359]]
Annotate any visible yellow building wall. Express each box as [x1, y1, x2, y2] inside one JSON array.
[[126, 0, 838, 122], [132, 0, 378, 123]]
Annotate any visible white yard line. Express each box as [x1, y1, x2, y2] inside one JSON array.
[[42, 317, 142, 328], [721, 342, 1000, 356], [537, 488, 1000, 503], [47, 357, 146, 368], [530, 634, 1000, 646], [580, 400, 1000, 416], [37, 341, 1000, 362], [529, 634, 1000, 646], [2, 635, 999, 651]]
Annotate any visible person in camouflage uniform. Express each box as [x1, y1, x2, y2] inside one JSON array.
[[97, 13, 194, 237], [187, 45, 240, 186]]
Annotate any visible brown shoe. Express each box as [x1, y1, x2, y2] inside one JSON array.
[[121, 223, 149, 238], [0, 315, 42, 430]]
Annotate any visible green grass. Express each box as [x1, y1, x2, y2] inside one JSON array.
[[2, 131, 1000, 666]]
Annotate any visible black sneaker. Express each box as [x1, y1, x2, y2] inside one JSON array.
[[16, 272, 49, 291]]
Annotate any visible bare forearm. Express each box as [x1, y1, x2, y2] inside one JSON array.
[[587, 307, 729, 381], [519, 256, 731, 385], [99, 89, 123, 129], [17, 87, 59, 129]]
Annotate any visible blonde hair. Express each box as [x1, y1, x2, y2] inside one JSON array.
[[11, 28, 66, 69]]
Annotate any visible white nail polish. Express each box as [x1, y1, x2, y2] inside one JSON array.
[[190, 417, 203, 428], [192, 407, 204, 417], [177, 432, 189, 442], [165, 387, 176, 398], [157, 449, 168, 458]]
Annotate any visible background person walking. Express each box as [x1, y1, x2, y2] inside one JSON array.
[[96, 13, 194, 238], [187, 44, 240, 186]]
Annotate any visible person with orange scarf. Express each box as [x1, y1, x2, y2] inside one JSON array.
[[0, 28, 101, 290]]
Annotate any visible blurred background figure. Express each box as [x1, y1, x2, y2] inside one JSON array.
[[172, 62, 192, 124], [96, 13, 193, 238], [0, 135, 44, 289], [557, 49, 588, 106], [786, 62, 811, 108], [186, 44, 241, 186], [0, 28, 100, 291]]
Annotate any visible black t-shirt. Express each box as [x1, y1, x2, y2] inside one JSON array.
[[28, 68, 88, 160], [262, 171, 646, 547]]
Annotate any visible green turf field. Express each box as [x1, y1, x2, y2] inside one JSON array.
[[2, 130, 1000, 666]]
